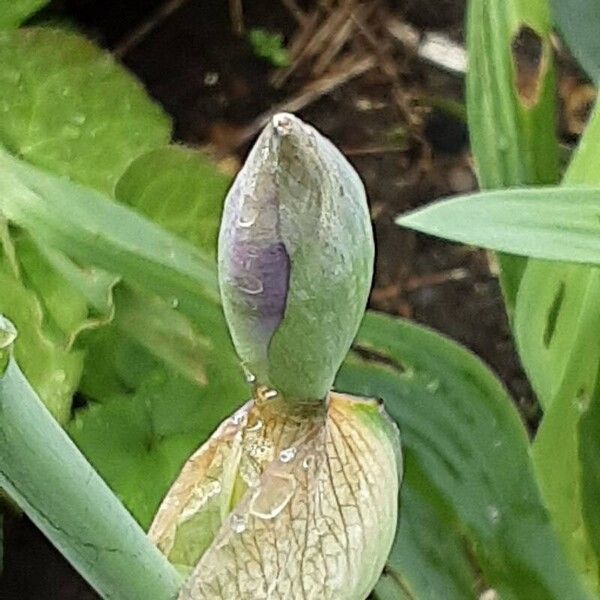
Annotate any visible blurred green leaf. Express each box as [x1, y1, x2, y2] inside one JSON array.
[[248, 28, 291, 68], [0, 0, 49, 29], [116, 146, 231, 255], [466, 0, 559, 312], [337, 312, 591, 600], [551, 0, 600, 83], [0, 28, 171, 195], [396, 186, 600, 266]]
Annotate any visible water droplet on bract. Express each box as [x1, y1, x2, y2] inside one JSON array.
[[231, 408, 248, 426], [230, 513, 247, 533], [236, 274, 263, 295], [0, 316, 17, 349], [279, 447, 297, 463], [249, 473, 296, 519], [302, 455, 315, 470], [170, 297, 179, 309]]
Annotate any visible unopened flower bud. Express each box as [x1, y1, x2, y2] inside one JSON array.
[[218, 113, 374, 401]]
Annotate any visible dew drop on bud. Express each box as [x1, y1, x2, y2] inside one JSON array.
[[0, 316, 17, 349], [235, 274, 264, 295]]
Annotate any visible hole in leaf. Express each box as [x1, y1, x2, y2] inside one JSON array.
[[511, 25, 545, 107], [543, 282, 565, 348]]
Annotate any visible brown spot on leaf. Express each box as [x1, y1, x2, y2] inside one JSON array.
[[511, 25, 546, 108]]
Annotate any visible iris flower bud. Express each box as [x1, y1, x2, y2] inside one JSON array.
[[150, 114, 401, 600], [218, 113, 374, 402]]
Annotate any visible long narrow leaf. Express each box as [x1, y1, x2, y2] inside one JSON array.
[[397, 186, 600, 265], [0, 353, 182, 599], [466, 0, 559, 311]]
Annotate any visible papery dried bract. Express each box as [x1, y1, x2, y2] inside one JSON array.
[[149, 392, 401, 599]]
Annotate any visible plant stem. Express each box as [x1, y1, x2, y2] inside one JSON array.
[[0, 358, 182, 600]]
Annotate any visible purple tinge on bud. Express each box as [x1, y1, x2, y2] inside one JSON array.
[[228, 240, 290, 338]]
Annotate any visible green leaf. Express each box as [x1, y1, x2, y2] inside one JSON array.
[[0, 343, 182, 599], [466, 0, 559, 312], [336, 312, 592, 600], [396, 186, 600, 266], [0, 28, 171, 195], [115, 145, 231, 255], [69, 338, 248, 530], [248, 28, 291, 68], [518, 105, 600, 590], [551, 0, 600, 83], [0, 147, 220, 314], [0, 233, 86, 423], [0, 0, 49, 29]]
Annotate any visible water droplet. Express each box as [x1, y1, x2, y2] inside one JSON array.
[[170, 297, 179, 309], [231, 408, 248, 426], [302, 455, 315, 470], [70, 113, 86, 125], [0, 316, 17, 349], [242, 365, 256, 384], [230, 513, 247, 533], [279, 447, 297, 463], [249, 473, 296, 519], [486, 505, 500, 525], [246, 419, 263, 432], [236, 274, 263, 295], [53, 370, 66, 383], [426, 379, 440, 393], [237, 202, 257, 228]]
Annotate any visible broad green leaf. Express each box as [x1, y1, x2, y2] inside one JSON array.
[[396, 186, 600, 266], [518, 105, 600, 590], [0, 0, 49, 29], [0, 27, 171, 195], [551, 0, 600, 83], [466, 0, 559, 312], [0, 233, 85, 423], [336, 312, 591, 600], [0, 343, 182, 599], [116, 146, 231, 255]]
